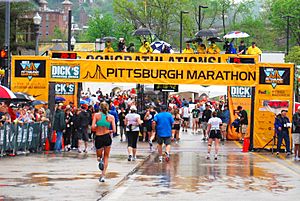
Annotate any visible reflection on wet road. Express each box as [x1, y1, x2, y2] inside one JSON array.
[[104, 138, 300, 201]]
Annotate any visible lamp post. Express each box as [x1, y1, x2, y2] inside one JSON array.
[[199, 5, 208, 31], [71, 36, 76, 51], [283, 15, 294, 55], [180, 11, 189, 53], [33, 12, 42, 56]]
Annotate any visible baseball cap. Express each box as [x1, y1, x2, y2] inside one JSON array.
[[130, 105, 137, 111], [161, 105, 167, 111], [58, 103, 63, 106], [281, 109, 288, 113], [297, 106, 300, 110]]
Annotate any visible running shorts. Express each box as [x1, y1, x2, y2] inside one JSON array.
[[202, 122, 208, 130], [183, 117, 189, 122], [95, 134, 112, 149], [209, 130, 222, 139], [157, 136, 171, 145], [173, 124, 180, 131]]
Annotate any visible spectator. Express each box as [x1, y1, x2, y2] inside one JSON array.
[[275, 110, 291, 156], [127, 43, 135, 53], [103, 41, 114, 53], [53, 103, 66, 153], [139, 41, 153, 53], [207, 41, 221, 54], [64, 107, 73, 152], [78, 106, 91, 153], [183, 43, 194, 54], [197, 44, 206, 54], [238, 40, 247, 55], [117, 38, 127, 52], [292, 106, 300, 161], [118, 107, 127, 142], [246, 42, 262, 55]]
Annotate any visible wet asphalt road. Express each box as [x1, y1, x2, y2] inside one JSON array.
[[1, 130, 300, 201]]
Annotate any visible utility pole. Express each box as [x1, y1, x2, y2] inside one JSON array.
[[67, 10, 72, 51], [4, 1, 10, 88], [283, 15, 293, 55]]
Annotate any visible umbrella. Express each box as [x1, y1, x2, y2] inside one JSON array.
[[195, 29, 218, 37], [80, 100, 89, 105], [32, 100, 46, 106], [14, 92, 34, 101], [101, 36, 117, 42], [207, 37, 223, 42], [185, 37, 203, 43], [132, 28, 155, 36], [55, 96, 66, 102], [223, 31, 250, 39], [0, 85, 16, 99], [150, 41, 174, 53]]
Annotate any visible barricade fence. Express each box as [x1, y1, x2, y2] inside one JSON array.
[[0, 122, 50, 156]]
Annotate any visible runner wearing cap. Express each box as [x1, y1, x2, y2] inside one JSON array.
[[152, 105, 174, 162], [92, 102, 116, 182], [125, 105, 142, 161]]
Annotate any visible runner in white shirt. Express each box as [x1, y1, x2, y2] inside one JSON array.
[[206, 111, 222, 160]]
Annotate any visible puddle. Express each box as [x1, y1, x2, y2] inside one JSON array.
[[1, 171, 119, 187], [135, 153, 294, 193]]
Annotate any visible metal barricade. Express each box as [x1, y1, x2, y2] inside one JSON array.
[[0, 121, 49, 157]]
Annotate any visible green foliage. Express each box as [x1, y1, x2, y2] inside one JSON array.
[[267, 0, 300, 46], [51, 26, 66, 40], [285, 46, 300, 65]]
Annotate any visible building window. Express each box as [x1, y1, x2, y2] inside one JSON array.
[[46, 32, 49, 35], [46, 14, 49, 21]]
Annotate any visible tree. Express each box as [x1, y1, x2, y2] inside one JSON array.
[[267, 0, 300, 46], [285, 46, 300, 65], [51, 26, 66, 40]]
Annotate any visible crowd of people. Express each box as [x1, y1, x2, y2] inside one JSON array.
[[101, 37, 262, 56]]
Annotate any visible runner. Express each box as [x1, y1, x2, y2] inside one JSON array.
[[152, 105, 174, 162], [201, 103, 212, 141], [125, 105, 142, 161], [172, 108, 181, 143], [181, 103, 190, 132], [145, 106, 157, 151], [220, 105, 230, 142], [191, 105, 200, 134], [92, 102, 116, 182], [206, 111, 222, 160]]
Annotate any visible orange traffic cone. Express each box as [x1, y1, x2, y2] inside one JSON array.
[[52, 131, 56, 143], [242, 138, 250, 152], [45, 138, 50, 151]]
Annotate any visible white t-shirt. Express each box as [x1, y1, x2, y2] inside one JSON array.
[[125, 113, 140, 131], [182, 107, 190, 118], [208, 117, 222, 130]]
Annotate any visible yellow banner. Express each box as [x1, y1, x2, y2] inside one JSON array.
[[48, 60, 258, 86], [11, 56, 49, 101], [49, 51, 259, 64], [227, 86, 252, 140], [253, 63, 294, 149]]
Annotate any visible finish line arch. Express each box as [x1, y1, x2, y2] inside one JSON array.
[[11, 55, 295, 150]]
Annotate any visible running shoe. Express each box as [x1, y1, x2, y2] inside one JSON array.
[[287, 152, 291, 156], [78, 149, 82, 153], [206, 153, 210, 159], [214, 154, 218, 160], [159, 156, 163, 162], [98, 159, 104, 171], [128, 155, 132, 161], [132, 156, 136, 161], [165, 152, 170, 162], [83, 149, 88, 153], [202, 137, 206, 141], [99, 176, 105, 182], [149, 140, 153, 151], [185, 130, 188, 132]]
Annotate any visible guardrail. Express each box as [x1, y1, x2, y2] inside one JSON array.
[[0, 122, 50, 157]]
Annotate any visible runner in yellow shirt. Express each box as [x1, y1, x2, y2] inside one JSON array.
[[183, 43, 194, 54], [246, 42, 262, 55]]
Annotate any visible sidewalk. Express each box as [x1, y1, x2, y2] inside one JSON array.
[[0, 137, 151, 201]]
